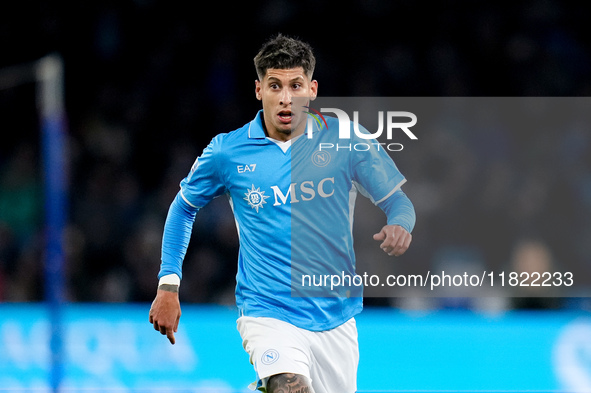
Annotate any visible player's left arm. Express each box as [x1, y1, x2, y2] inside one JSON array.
[[373, 189, 415, 256], [350, 125, 416, 257]]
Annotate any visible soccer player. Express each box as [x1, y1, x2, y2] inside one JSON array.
[[149, 34, 415, 393]]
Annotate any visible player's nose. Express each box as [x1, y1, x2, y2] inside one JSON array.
[[279, 87, 292, 106]]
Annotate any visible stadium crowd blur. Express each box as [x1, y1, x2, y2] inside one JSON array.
[[1, 1, 591, 310]]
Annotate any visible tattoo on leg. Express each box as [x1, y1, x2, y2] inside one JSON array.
[[267, 373, 314, 393]]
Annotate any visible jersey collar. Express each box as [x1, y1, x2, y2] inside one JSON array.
[[247, 110, 267, 139]]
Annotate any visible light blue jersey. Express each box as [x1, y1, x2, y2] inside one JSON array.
[[159, 110, 415, 331]]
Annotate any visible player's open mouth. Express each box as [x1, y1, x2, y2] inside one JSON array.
[[277, 110, 293, 124]]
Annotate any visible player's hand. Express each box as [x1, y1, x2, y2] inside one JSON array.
[[149, 287, 181, 345], [373, 225, 412, 256]]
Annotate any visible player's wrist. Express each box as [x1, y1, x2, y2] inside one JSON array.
[[158, 274, 180, 292], [158, 284, 179, 293]]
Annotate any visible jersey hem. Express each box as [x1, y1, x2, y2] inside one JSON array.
[[238, 304, 363, 332]]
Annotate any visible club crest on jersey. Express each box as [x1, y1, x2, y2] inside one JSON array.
[[261, 349, 279, 365], [244, 184, 270, 213], [311, 150, 331, 167]]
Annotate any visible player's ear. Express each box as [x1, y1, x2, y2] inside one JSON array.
[[309, 79, 318, 101], [255, 80, 262, 101]]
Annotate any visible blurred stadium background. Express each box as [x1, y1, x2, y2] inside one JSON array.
[[1, 0, 591, 391]]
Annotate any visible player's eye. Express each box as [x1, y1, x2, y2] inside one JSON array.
[[270, 83, 280, 90], [292, 83, 302, 89]]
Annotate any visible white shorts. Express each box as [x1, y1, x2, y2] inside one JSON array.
[[236, 316, 359, 393]]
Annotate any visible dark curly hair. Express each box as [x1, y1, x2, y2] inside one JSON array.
[[254, 33, 316, 80]]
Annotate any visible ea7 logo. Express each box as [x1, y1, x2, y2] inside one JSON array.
[[237, 164, 256, 173], [307, 109, 417, 140]]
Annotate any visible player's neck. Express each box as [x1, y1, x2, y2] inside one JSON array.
[[263, 120, 305, 142]]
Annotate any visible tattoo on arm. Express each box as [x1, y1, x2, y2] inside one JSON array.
[[158, 284, 179, 293], [267, 373, 313, 393]]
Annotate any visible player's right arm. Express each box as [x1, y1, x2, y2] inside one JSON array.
[[149, 193, 197, 344], [149, 281, 182, 345], [149, 136, 227, 344]]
